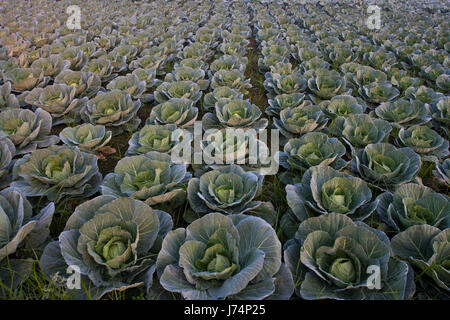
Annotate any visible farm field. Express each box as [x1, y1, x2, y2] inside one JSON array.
[[0, 0, 449, 301]]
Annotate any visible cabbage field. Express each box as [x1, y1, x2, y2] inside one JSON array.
[[0, 0, 449, 301]]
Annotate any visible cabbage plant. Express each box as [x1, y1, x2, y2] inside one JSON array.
[[0, 82, 19, 109], [278, 133, 347, 173], [273, 104, 328, 141], [60, 48, 87, 71], [0, 188, 54, 284], [40, 196, 173, 299], [284, 213, 415, 300], [81, 58, 116, 82], [176, 58, 208, 71], [0, 57, 18, 78], [307, 69, 347, 101], [258, 54, 289, 73], [219, 42, 247, 57], [293, 46, 323, 63], [436, 74, 449, 93], [264, 73, 307, 97], [202, 98, 268, 131], [364, 49, 397, 70], [319, 95, 366, 119], [59, 124, 112, 153], [430, 96, 450, 127], [54, 70, 102, 98], [106, 74, 147, 101], [111, 44, 139, 63], [102, 151, 191, 208], [330, 114, 392, 149], [392, 225, 449, 292], [435, 159, 450, 184], [154, 81, 202, 104], [11, 145, 102, 203], [265, 62, 302, 81], [196, 128, 272, 175], [100, 48, 130, 74], [353, 66, 387, 88], [418, 62, 447, 84], [359, 81, 400, 105], [156, 212, 294, 300], [30, 55, 70, 77], [282, 165, 377, 236], [374, 98, 431, 127], [126, 124, 190, 156], [3, 68, 49, 94], [129, 54, 165, 72], [0, 138, 15, 189], [164, 66, 209, 91], [187, 165, 277, 224], [256, 27, 281, 43], [405, 86, 443, 104], [352, 143, 421, 190], [178, 42, 213, 61], [328, 46, 356, 67], [210, 70, 252, 94], [78, 42, 98, 58], [81, 90, 141, 136], [266, 93, 306, 116], [396, 125, 449, 162], [203, 87, 243, 112], [25, 84, 88, 125], [392, 76, 423, 93], [301, 57, 331, 73], [0, 108, 59, 155], [132, 68, 161, 90], [209, 55, 247, 76], [377, 183, 449, 232], [146, 98, 198, 128]]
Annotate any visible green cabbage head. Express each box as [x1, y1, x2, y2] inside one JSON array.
[[330, 114, 392, 149], [11, 146, 102, 203], [279, 132, 347, 172], [0, 188, 54, 263], [202, 98, 268, 131], [273, 104, 328, 141], [0, 108, 59, 155], [59, 123, 112, 153], [40, 196, 173, 299], [156, 212, 294, 300], [187, 165, 277, 225], [374, 98, 431, 128], [377, 183, 450, 232], [126, 124, 190, 156], [25, 84, 88, 125], [352, 143, 421, 190], [284, 213, 415, 299], [81, 90, 141, 136], [319, 95, 366, 119], [102, 151, 191, 208], [307, 69, 347, 100], [281, 165, 377, 237], [396, 125, 449, 162]]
